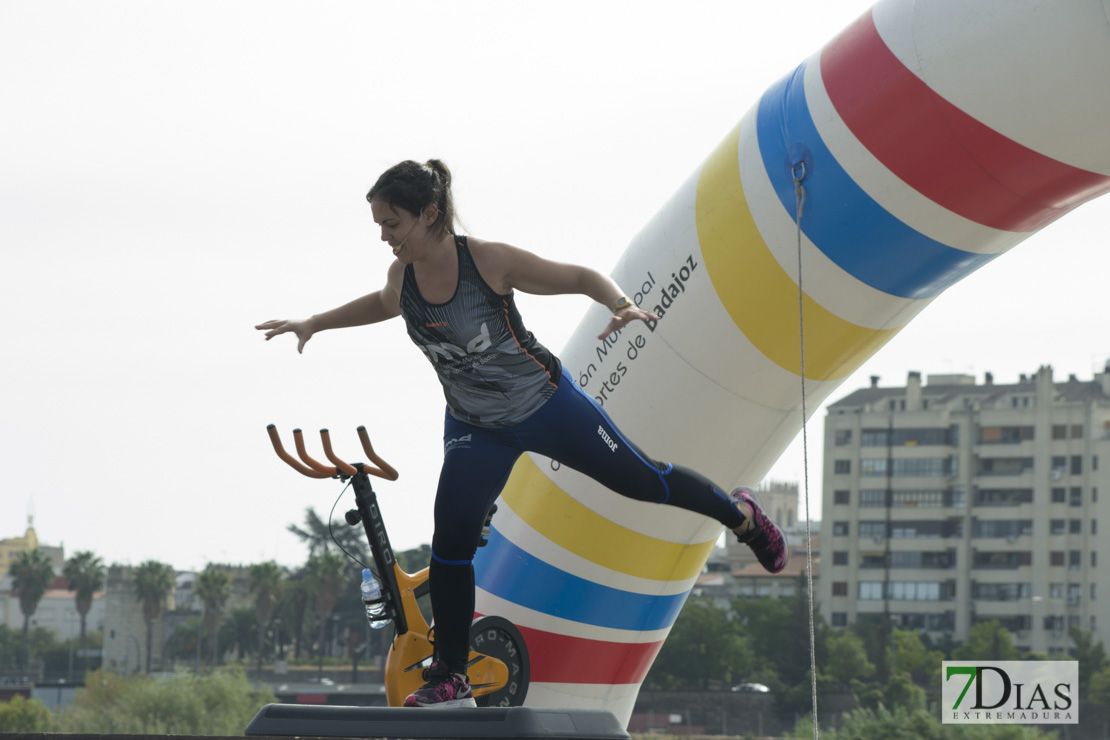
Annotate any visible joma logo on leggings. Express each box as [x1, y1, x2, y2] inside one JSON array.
[[597, 426, 618, 452]]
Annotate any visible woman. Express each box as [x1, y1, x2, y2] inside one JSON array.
[[257, 159, 788, 708]]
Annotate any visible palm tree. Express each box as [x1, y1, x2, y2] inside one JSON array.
[[132, 560, 174, 673], [249, 561, 285, 677], [288, 507, 369, 562], [281, 572, 312, 659], [63, 551, 105, 675], [195, 565, 231, 667], [306, 550, 347, 678], [220, 606, 259, 661], [10, 549, 55, 672]]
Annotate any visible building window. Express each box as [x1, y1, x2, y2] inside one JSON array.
[[1093, 520, 1098, 535], [891, 428, 950, 446], [833, 521, 850, 536], [832, 582, 848, 596], [834, 489, 851, 505], [1051, 583, 1065, 599], [1052, 488, 1066, 503], [1051, 552, 1065, 566], [1053, 425, 1068, 440], [833, 551, 849, 566], [860, 490, 886, 508], [859, 521, 887, 539], [1072, 425, 1084, 439], [1093, 552, 1098, 568], [832, 612, 848, 627], [951, 486, 967, 508], [1072, 456, 1083, 475], [892, 458, 947, 477], [1070, 519, 1082, 534], [1069, 551, 1081, 570], [834, 460, 852, 475], [861, 429, 889, 446], [1052, 456, 1067, 476], [860, 458, 887, 476], [859, 582, 885, 600], [1071, 488, 1083, 507], [972, 519, 1034, 538], [834, 429, 853, 445], [891, 489, 945, 508], [860, 554, 887, 569], [1051, 519, 1066, 535], [980, 426, 1034, 444]]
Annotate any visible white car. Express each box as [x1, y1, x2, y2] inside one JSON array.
[[731, 682, 770, 693]]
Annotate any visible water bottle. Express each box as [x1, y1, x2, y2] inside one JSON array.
[[360, 568, 389, 630]]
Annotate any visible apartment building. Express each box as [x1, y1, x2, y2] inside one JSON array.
[[820, 365, 1110, 654]]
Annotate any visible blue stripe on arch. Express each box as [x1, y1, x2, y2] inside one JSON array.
[[755, 62, 998, 300], [473, 527, 687, 632]]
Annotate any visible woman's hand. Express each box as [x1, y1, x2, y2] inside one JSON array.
[[596, 306, 660, 340], [255, 318, 316, 354]]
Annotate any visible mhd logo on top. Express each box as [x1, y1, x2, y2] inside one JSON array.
[[943, 661, 1078, 725]]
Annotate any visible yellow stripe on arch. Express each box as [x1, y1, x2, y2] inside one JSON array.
[[498, 455, 716, 583], [696, 120, 900, 381]]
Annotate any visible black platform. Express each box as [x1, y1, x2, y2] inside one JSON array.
[[244, 704, 630, 740]]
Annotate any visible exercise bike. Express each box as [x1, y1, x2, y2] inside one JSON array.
[[266, 424, 530, 707]]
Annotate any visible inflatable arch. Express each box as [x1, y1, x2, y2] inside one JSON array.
[[472, 0, 1110, 724]]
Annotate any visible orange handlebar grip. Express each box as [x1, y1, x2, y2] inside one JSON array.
[[267, 425, 334, 479], [319, 429, 359, 477], [357, 426, 400, 480], [293, 428, 339, 475]]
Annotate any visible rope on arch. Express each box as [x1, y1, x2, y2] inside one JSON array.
[[792, 161, 820, 740]]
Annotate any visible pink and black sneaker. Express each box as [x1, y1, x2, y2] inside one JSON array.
[[730, 487, 789, 574], [403, 661, 476, 708]]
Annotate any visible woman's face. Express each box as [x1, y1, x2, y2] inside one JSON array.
[[370, 198, 423, 259]]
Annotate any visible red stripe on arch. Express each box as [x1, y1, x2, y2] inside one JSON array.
[[514, 623, 664, 685], [821, 11, 1110, 233]]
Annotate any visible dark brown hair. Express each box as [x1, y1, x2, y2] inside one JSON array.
[[366, 159, 455, 237]]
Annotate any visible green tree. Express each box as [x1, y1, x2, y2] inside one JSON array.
[[220, 606, 258, 661], [646, 597, 751, 689], [306, 550, 346, 677], [0, 624, 21, 669], [1068, 626, 1105, 699], [280, 573, 313, 659], [288, 507, 369, 562], [249, 561, 285, 676], [891, 628, 943, 690], [195, 565, 232, 667], [0, 694, 55, 732], [1089, 665, 1110, 708], [58, 668, 276, 735], [132, 560, 175, 674], [824, 629, 875, 686], [63, 550, 105, 674], [397, 544, 431, 575], [952, 620, 1018, 661], [10, 548, 55, 671], [163, 616, 203, 665]]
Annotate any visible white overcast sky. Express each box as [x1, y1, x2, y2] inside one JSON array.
[[3, 1, 1108, 572]]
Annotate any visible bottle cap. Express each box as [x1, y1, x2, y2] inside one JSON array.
[[362, 568, 372, 579]]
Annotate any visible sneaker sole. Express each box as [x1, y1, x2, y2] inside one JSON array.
[[732, 488, 790, 574], [405, 697, 477, 709]]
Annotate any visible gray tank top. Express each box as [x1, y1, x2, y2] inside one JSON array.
[[399, 236, 562, 428]]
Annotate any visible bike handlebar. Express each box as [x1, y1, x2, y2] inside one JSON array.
[[266, 424, 399, 481]]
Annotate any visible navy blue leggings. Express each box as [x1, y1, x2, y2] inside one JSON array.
[[428, 369, 744, 673]]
